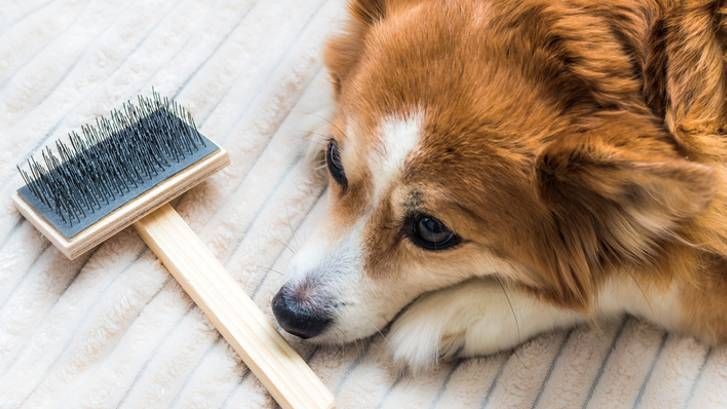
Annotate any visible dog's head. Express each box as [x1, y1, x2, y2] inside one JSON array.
[[272, 0, 716, 342]]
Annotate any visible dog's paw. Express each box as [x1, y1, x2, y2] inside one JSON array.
[[387, 279, 525, 371], [387, 281, 489, 371]]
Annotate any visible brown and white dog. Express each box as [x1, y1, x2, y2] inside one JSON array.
[[272, 0, 727, 369]]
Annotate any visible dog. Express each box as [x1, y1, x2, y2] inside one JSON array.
[[271, 0, 727, 369]]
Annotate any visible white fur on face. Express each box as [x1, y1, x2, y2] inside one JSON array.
[[368, 112, 424, 202]]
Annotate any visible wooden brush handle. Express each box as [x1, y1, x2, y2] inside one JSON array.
[[134, 204, 334, 409]]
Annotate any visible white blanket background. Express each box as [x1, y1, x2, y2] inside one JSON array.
[[0, 1, 725, 408]]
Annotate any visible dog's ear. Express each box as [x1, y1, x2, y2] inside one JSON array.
[[509, 2, 726, 140], [583, 2, 727, 154], [659, 3, 727, 156], [533, 129, 715, 307], [324, 0, 387, 97]]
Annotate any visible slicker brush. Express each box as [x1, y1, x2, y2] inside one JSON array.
[[13, 91, 334, 409]]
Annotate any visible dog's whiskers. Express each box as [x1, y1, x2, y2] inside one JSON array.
[[495, 275, 527, 369]]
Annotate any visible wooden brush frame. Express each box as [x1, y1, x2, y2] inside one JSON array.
[[13, 143, 334, 409], [13, 147, 230, 260]]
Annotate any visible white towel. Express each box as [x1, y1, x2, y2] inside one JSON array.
[[0, 1, 723, 408]]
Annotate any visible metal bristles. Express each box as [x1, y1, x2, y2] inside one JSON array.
[[17, 90, 209, 227]]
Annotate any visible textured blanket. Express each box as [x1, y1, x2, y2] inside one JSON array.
[[0, 1, 725, 408]]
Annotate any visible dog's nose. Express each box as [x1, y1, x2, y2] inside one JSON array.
[[272, 285, 332, 339]]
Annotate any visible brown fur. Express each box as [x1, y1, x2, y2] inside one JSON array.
[[324, 0, 727, 343]]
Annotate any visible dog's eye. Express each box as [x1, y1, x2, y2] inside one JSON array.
[[407, 213, 461, 251], [326, 140, 347, 189]]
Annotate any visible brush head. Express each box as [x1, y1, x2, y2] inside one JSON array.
[[14, 91, 230, 259]]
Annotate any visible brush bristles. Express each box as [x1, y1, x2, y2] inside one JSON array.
[[17, 91, 217, 237]]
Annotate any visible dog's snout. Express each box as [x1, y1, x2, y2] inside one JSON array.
[[272, 284, 332, 339]]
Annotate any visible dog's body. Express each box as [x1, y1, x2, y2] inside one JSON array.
[[272, 0, 727, 369]]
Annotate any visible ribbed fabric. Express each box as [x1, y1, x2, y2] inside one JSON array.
[[0, 1, 724, 408]]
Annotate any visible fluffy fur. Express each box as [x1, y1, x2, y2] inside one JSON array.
[[274, 0, 727, 369]]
